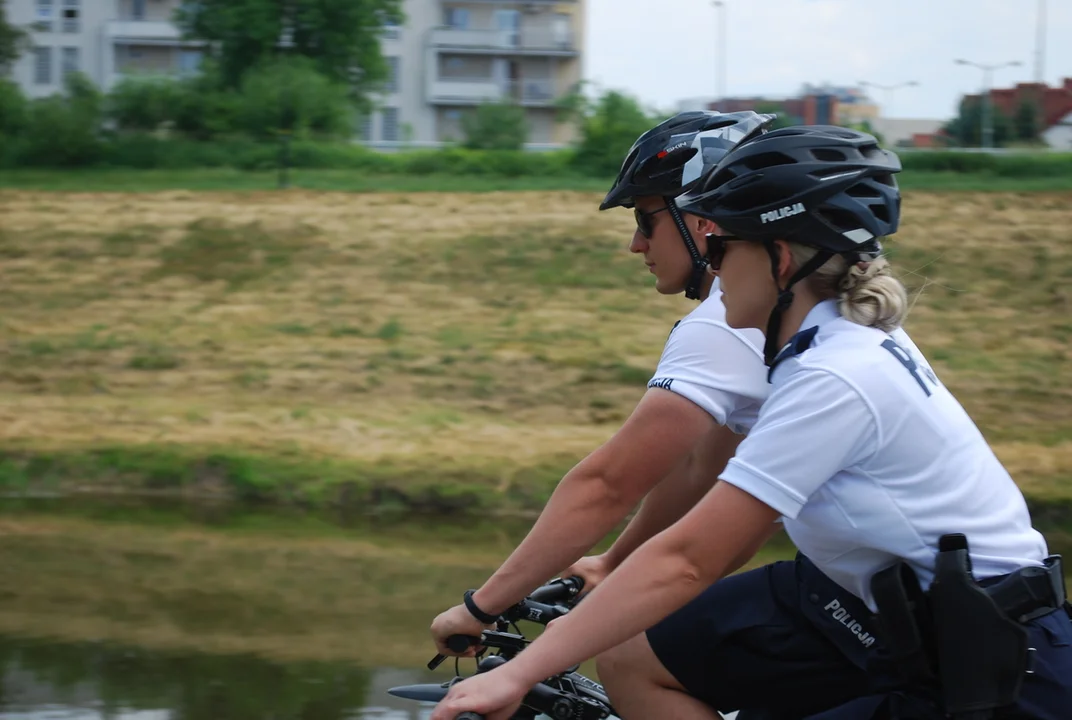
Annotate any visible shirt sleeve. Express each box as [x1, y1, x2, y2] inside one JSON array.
[[646, 319, 768, 430], [718, 368, 878, 519]]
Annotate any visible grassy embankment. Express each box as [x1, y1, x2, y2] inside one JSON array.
[[3, 168, 1072, 193], [0, 189, 1069, 517]]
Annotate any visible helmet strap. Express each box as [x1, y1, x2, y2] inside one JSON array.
[[762, 242, 833, 367], [666, 199, 709, 301]]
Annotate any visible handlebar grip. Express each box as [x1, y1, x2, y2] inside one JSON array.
[[427, 634, 482, 670], [528, 576, 585, 604], [447, 634, 479, 653], [455, 714, 484, 720]]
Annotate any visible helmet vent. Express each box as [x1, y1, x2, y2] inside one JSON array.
[[873, 172, 896, 187], [860, 143, 885, 160], [743, 151, 797, 171], [812, 148, 847, 162], [846, 183, 883, 199], [817, 207, 861, 232]]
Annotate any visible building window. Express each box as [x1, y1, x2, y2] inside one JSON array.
[[359, 115, 373, 142], [34, 47, 52, 85], [444, 7, 469, 29], [35, 0, 54, 31], [443, 109, 463, 140], [553, 13, 571, 48], [382, 19, 400, 40], [178, 50, 203, 76], [382, 108, 399, 141], [61, 46, 79, 79], [62, 0, 79, 33], [385, 57, 399, 93], [132, 0, 146, 20]]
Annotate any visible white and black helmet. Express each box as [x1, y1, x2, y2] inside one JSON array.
[[600, 110, 776, 211], [601, 110, 777, 300]]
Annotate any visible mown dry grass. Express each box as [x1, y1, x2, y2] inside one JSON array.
[[0, 189, 1069, 507]]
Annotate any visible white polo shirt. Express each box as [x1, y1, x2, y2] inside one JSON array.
[[646, 280, 769, 434], [719, 299, 1048, 609]]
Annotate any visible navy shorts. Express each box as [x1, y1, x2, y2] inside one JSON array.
[[646, 555, 1072, 719]]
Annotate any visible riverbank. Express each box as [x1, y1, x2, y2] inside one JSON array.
[[1, 189, 1069, 518]]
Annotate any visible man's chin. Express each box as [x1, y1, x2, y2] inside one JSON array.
[[654, 278, 686, 296]]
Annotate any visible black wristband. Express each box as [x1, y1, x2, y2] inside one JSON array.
[[463, 589, 499, 624]]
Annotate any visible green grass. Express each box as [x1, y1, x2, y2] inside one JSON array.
[[0, 444, 573, 514], [2, 168, 1072, 193], [0, 169, 613, 193]]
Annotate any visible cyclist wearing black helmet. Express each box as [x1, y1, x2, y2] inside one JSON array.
[[429, 110, 778, 660], [430, 126, 1071, 720]]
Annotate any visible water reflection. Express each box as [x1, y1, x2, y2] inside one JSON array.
[[0, 635, 445, 720]]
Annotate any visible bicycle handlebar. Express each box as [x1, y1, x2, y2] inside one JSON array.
[[428, 577, 585, 671], [527, 575, 584, 604]]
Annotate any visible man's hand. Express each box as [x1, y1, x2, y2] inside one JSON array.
[[430, 604, 494, 657], [561, 554, 614, 595]]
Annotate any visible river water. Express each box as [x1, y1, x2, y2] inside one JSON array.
[[0, 633, 441, 719], [0, 498, 1066, 720]]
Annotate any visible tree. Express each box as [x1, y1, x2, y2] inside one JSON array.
[[0, 78, 27, 136], [20, 72, 104, 166], [0, 0, 29, 75], [461, 100, 528, 150], [1014, 100, 1041, 143], [569, 89, 657, 177], [237, 56, 353, 139], [108, 76, 183, 132], [942, 98, 1013, 147], [174, 0, 404, 114]]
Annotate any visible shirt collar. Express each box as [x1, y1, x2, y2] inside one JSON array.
[[767, 299, 841, 382]]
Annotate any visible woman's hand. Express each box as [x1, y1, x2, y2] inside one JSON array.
[[428, 663, 529, 720], [430, 604, 493, 657]]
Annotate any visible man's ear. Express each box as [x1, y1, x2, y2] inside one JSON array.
[[694, 216, 718, 235]]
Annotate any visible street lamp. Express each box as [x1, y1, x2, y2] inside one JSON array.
[[858, 80, 919, 118], [954, 59, 1022, 149], [712, 1, 726, 103]]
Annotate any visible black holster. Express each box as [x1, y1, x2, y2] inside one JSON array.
[[871, 534, 1052, 719], [927, 534, 1031, 717]]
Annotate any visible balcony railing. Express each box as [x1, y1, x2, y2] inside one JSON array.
[[428, 77, 558, 106], [105, 20, 183, 43], [430, 26, 576, 54]]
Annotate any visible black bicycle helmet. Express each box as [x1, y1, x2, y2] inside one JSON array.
[[677, 125, 903, 365], [601, 110, 777, 300]]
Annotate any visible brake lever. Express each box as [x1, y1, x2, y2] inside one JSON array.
[[427, 631, 529, 670]]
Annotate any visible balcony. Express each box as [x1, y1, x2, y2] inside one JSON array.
[[428, 77, 559, 107], [429, 26, 576, 55], [105, 20, 184, 44]]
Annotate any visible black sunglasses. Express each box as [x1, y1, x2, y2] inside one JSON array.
[[633, 206, 669, 238], [705, 232, 749, 271]]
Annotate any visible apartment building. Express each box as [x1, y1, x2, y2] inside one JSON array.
[[378, 0, 584, 146], [3, 0, 584, 147], [5, 0, 204, 99]]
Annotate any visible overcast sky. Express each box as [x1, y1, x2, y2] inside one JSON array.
[[582, 0, 1072, 120]]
